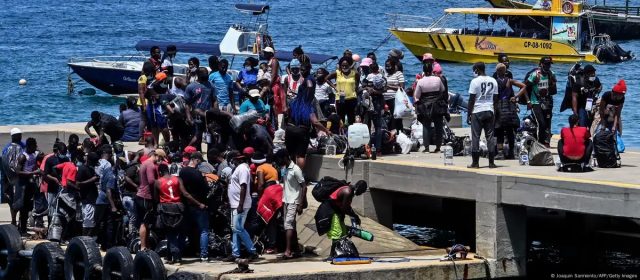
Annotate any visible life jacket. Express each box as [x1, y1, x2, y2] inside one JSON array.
[[39, 153, 54, 193]]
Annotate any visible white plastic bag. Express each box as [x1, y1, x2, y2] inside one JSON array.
[[410, 120, 424, 145], [396, 133, 413, 154], [393, 88, 414, 119]]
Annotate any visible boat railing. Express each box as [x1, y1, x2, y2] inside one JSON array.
[[591, 5, 640, 16], [387, 13, 435, 29], [68, 55, 147, 63]]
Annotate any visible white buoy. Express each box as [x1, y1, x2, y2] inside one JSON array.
[[19, 79, 27, 86]]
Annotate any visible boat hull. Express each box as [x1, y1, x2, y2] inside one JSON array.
[[390, 29, 598, 63], [486, 0, 640, 40], [68, 63, 139, 95]]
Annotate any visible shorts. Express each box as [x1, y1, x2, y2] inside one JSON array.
[[285, 125, 310, 158], [146, 104, 167, 129], [135, 197, 155, 227], [283, 203, 298, 231], [82, 203, 96, 228]]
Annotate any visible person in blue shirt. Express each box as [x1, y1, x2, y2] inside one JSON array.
[[239, 89, 270, 117], [209, 59, 236, 113], [235, 57, 259, 101]]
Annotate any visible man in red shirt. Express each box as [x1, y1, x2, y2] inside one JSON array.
[[136, 149, 166, 250], [558, 114, 593, 166]]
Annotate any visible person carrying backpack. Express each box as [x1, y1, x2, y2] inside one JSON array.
[[517, 57, 558, 148]]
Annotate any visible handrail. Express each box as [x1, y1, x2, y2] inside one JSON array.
[[68, 55, 147, 63], [386, 13, 434, 28]]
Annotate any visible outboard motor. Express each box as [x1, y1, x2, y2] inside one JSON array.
[[593, 35, 633, 63]]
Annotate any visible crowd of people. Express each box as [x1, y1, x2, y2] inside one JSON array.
[[0, 44, 628, 266]]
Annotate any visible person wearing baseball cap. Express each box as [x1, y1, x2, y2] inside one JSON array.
[[517, 56, 558, 147], [224, 148, 258, 262], [388, 48, 404, 72], [239, 89, 270, 117], [599, 79, 626, 134]]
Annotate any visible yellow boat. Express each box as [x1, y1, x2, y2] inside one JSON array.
[[390, 1, 608, 63]]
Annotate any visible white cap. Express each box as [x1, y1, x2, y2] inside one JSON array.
[[263, 46, 274, 53], [248, 89, 261, 98], [10, 128, 22, 136]]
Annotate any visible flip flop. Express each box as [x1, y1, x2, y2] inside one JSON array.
[[277, 254, 299, 260]]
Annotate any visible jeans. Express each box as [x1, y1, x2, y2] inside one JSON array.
[[231, 209, 255, 257], [384, 99, 405, 131], [419, 115, 444, 149], [471, 111, 496, 155], [337, 99, 357, 126], [496, 126, 516, 158], [122, 195, 136, 232], [166, 231, 184, 261], [532, 104, 552, 145], [577, 108, 591, 128], [370, 96, 385, 150], [189, 207, 209, 258]]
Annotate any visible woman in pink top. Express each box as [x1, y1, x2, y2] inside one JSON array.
[[414, 63, 447, 153]]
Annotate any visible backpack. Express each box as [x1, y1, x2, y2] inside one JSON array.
[[312, 176, 348, 202], [1, 143, 24, 184], [594, 129, 621, 168]]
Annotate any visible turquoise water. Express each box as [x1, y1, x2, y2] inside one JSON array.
[[1, 0, 638, 146]]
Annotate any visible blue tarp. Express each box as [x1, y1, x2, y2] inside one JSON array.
[[135, 40, 221, 56], [273, 52, 338, 64], [234, 4, 270, 15]]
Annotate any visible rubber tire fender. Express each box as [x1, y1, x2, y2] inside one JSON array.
[[133, 250, 166, 280], [102, 246, 134, 280], [0, 224, 27, 280], [64, 236, 102, 280], [30, 242, 64, 280]]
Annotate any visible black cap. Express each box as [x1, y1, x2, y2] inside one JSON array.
[[540, 56, 553, 64], [583, 64, 596, 73]]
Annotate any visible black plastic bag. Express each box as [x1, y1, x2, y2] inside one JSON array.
[[331, 237, 359, 259]]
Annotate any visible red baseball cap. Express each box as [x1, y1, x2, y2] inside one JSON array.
[[242, 147, 255, 158]]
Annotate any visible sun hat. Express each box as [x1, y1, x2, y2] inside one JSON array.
[[263, 47, 274, 53], [248, 89, 261, 98], [360, 57, 373, 67], [422, 53, 434, 61], [10, 128, 22, 136]]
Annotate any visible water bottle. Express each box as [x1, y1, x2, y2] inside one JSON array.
[[463, 135, 471, 157], [519, 148, 529, 166], [371, 144, 377, 160], [444, 142, 454, 166], [326, 137, 337, 156], [348, 226, 375, 242]]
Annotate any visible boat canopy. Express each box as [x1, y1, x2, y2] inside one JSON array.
[[444, 7, 581, 17], [234, 4, 270, 15], [135, 40, 221, 56], [273, 52, 337, 64]]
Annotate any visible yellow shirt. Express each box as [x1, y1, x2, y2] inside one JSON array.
[[137, 74, 147, 106], [336, 70, 357, 100]]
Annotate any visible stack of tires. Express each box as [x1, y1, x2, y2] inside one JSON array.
[[0, 224, 167, 280]]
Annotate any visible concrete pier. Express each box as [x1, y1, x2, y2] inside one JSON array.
[[304, 144, 640, 277], [2, 122, 639, 278]]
